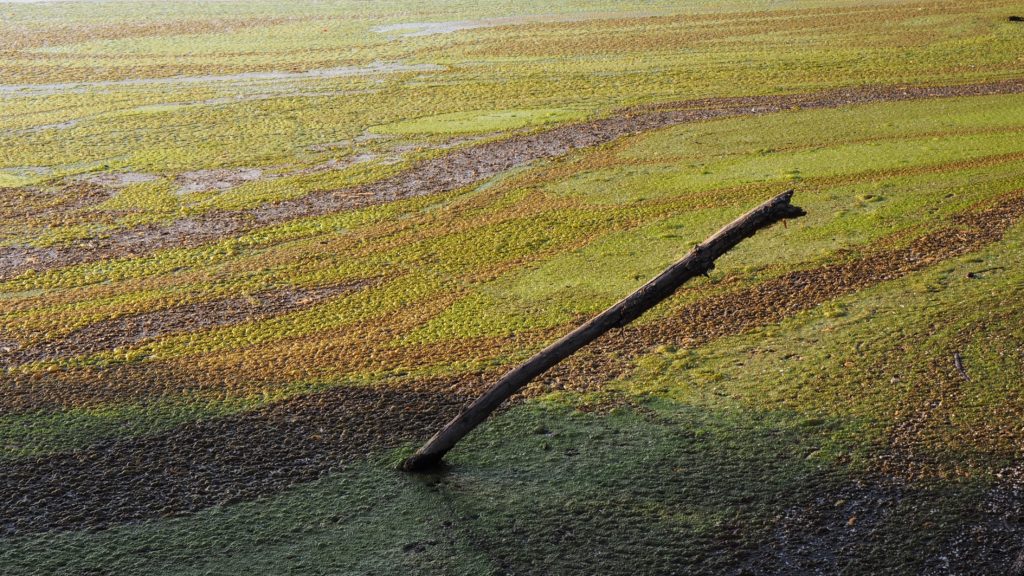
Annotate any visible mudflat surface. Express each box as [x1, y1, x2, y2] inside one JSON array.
[[4, 2, 1024, 574]]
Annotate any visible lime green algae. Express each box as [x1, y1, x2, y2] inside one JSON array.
[[616, 221, 1024, 470], [5, 180, 1023, 465]]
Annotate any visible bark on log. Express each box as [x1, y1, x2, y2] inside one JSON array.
[[403, 190, 805, 472]]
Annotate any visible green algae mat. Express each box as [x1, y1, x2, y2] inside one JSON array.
[[2, 0, 1024, 573]]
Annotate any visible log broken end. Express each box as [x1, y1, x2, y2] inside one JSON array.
[[775, 189, 805, 217], [765, 189, 806, 225]]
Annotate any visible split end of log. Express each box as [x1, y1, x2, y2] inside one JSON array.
[[768, 190, 806, 219], [778, 204, 806, 220]]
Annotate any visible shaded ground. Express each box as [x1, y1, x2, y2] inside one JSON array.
[[0, 384, 475, 536], [3, 78, 1024, 281], [740, 478, 1024, 575]]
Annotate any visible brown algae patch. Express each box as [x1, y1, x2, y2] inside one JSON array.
[[0, 278, 381, 367]]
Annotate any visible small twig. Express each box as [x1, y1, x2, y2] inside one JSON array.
[[953, 352, 970, 381]]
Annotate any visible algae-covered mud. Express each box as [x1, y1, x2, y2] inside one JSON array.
[[2, 0, 1024, 574]]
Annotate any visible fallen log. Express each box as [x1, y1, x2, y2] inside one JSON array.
[[403, 190, 805, 472]]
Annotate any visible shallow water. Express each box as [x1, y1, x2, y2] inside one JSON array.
[[175, 168, 265, 194], [0, 62, 444, 97], [76, 172, 159, 188], [372, 21, 488, 37], [371, 14, 605, 38]]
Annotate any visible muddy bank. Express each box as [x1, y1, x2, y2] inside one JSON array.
[[4, 78, 1024, 282], [741, 478, 1024, 575], [743, 478, 909, 575], [370, 14, 601, 38], [175, 168, 265, 194], [0, 182, 114, 221]]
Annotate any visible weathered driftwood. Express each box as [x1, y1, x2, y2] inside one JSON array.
[[403, 190, 805, 472]]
